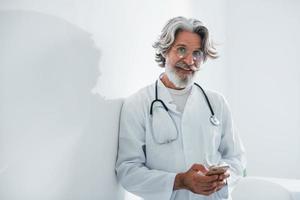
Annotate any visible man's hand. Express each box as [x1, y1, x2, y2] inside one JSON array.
[[214, 170, 230, 192], [173, 164, 229, 196]]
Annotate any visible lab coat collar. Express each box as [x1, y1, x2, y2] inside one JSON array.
[[155, 74, 195, 113], [157, 77, 174, 104]]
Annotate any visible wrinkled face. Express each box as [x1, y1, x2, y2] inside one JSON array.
[[164, 30, 203, 88]]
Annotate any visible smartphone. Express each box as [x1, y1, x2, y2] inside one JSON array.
[[206, 165, 229, 176]]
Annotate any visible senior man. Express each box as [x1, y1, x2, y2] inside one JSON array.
[[116, 16, 246, 200]]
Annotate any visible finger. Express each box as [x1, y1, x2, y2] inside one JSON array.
[[214, 180, 226, 191], [219, 172, 230, 180], [196, 170, 205, 176], [224, 171, 230, 178], [195, 178, 226, 189], [196, 181, 218, 190], [195, 181, 216, 187], [201, 181, 225, 194], [200, 190, 215, 196], [203, 186, 217, 192], [199, 180, 224, 189], [194, 174, 219, 183], [215, 183, 225, 192], [217, 180, 226, 186]]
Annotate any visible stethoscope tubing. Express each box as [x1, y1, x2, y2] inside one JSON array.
[[150, 80, 220, 126]]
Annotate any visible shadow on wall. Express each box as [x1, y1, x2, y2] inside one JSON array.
[[0, 10, 124, 200]]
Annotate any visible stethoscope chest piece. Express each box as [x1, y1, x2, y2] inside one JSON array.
[[210, 115, 220, 126]]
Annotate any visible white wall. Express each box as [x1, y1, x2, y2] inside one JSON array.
[[0, 0, 227, 199], [226, 0, 300, 179], [1, 0, 300, 199], [0, 10, 123, 199], [189, 0, 229, 95]]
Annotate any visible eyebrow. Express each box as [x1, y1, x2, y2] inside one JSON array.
[[174, 43, 201, 50]]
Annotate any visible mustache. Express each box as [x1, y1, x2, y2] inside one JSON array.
[[175, 61, 199, 72]]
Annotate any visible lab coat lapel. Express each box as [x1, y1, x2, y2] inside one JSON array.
[[181, 84, 211, 167]]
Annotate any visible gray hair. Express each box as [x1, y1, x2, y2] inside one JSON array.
[[153, 16, 218, 67]]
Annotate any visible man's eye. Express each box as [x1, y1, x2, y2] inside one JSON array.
[[177, 47, 186, 55], [193, 50, 202, 57]]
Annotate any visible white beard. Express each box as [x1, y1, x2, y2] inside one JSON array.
[[165, 66, 196, 88]]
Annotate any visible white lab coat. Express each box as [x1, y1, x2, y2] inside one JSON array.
[[116, 78, 246, 200]]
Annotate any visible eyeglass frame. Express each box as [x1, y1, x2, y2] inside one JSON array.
[[170, 45, 204, 63]]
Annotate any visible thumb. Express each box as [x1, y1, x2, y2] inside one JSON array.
[[191, 163, 209, 174]]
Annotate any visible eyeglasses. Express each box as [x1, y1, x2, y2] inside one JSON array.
[[173, 46, 204, 62]]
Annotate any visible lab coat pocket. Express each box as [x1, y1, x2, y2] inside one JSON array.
[[151, 106, 178, 144]]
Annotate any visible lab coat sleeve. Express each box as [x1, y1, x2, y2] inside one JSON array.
[[115, 96, 177, 199], [217, 95, 246, 197]]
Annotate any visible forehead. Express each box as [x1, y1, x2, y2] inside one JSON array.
[[173, 30, 201, 48]]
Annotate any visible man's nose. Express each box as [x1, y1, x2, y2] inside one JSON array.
[[183, 53, 195, 66]]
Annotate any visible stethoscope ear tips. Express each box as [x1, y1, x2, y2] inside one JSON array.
[[210, 115, 220, 126]]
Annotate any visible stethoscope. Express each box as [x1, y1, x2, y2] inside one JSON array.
[[150, 80, 220, 126], [149, 80, 220, 144]]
